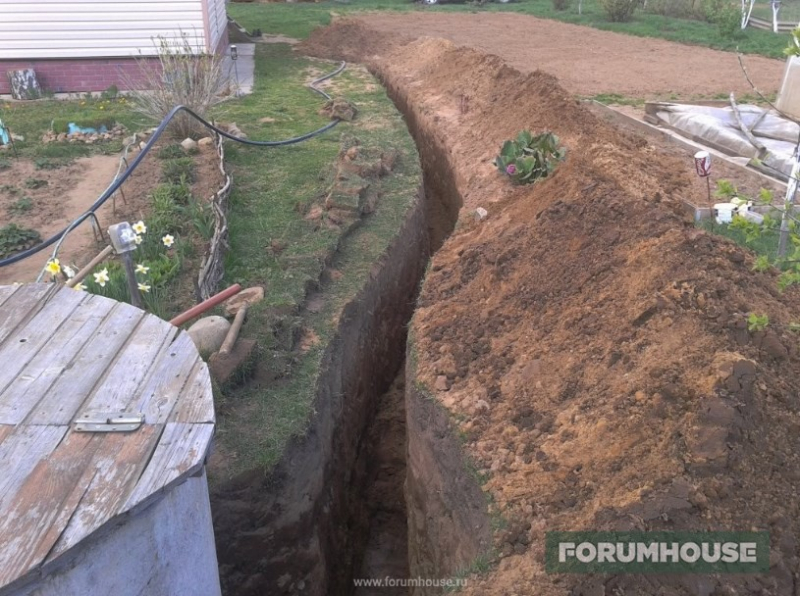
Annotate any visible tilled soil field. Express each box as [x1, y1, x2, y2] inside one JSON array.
[[334, 13, 784, 98], [303, 21, 800, 595]]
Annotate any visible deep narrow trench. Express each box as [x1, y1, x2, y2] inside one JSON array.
[[210, 70, 463, 596]]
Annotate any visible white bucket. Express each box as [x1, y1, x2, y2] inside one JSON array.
[[714, 202, 738, 224]]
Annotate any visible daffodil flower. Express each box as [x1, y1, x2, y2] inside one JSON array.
[[73, 283, 86, 291], [63, 265, 75, 279], [135, 264, 150, 275], [93, 268, 110, 287], [45, 259, 61, 275], [132, 220, 147, 235], [138, 283, 151, 293], [162, 234, 175, 248], [134, 234, 143, 245]]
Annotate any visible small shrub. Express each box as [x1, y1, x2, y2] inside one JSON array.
[[747, 312, 769, 332], [8, 196, 33, 214], [101, 84, 119, 100], [601, 0, 640, 21], [645, 0, 701, 17], [157, 144, 186, 160], [553, 0, 571, 10], [0, 224, 41, 258], [495, 131, 566, 185], [161, 157, 195, 184], [34, 157, 69, 170], [24, 178, 47, 189], [0, 184, 19, 195], [704, 0, 744, 38], [0, 158, 11, 170], [123, 33, 225, 139]]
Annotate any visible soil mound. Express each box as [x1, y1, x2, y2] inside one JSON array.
[[305, 22, 800, 595]]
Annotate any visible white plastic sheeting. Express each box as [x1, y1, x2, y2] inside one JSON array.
[[653, 103, 800, 177]]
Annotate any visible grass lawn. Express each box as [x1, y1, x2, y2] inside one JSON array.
[[209, 43, 421, 477], [229, 0, 791, 58]]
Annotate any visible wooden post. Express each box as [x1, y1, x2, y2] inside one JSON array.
[[120, 252, 143, 309], [66, 245, 114, 288]]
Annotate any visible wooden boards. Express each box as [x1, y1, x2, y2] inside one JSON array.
[[0, 284, 215, 591]]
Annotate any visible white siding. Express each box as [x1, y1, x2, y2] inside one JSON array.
[[207, 0, 227, 52], [0, 0, 207, 60]]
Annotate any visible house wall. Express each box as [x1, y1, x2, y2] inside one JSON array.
[[8, 470, 221, 596], [0, 0, 230, 95], [0, 0, 207, 60]]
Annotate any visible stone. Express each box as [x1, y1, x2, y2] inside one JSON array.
[[56, 133, 67, 142], [434, 375, 450, 391], [198, 136, 214, 147], [475, 207, 488, 220], [223, 286, 265, 317], [187, 316, 231, 356], [208, 339, 257, 386], [181, 137, 198, 152], [139, 141, 147, 151]]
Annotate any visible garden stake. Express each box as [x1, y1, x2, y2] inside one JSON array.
[[121, 251, 143, 309]]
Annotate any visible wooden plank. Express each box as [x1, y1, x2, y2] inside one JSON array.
[[0, 425, 69, 510], [0, 295, 117, 425], [0, 288, 87, 399], [123, 422, 214, 513], [46, 426, 160, 561], [77, 313, 178, 418], [26, 302, 145, 426], [133, 332, 205, 425], [0, 431, 100, 587], [0, 285, 20, 310], [169, 360, 215, 424], [0, 425, 13, 448], [0, 284, 52, 347]]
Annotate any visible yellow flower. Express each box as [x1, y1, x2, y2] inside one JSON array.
[[73, 282, 86, 291], [80, 101, 86, 106], [135, 263, 149, 274], [134, 234, 143, 245], [99, 105, 105, 110], [93, 268, 109, 287], [137, 283, 151, 293], [162, 234, 175, 248], [45, 259, 61, 275], [132, 220, 147, 234]]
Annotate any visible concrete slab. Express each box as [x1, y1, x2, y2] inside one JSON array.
[[221, 43, 255, 97]]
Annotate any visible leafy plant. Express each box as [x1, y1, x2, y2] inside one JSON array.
[[0, 224, 41, 258], [157, 144, 187, 160], [747, 312, 769, 332], [161, 157, 195, 185], [23, 178, 47, 189], [552, 0, 571, 10], [0, 184, 19, 195], [785, 27, 800, 57], [704, 0, 744, 39], [34, 157, 69, 170], [715, 179, 738, 198], [100, 84, 119, 100], [0, 158, 11, 170], [8, 196, 33, 215], [494, 131, 566, 185], [601, 0, 640, 22], [752, 255, 771, 272]]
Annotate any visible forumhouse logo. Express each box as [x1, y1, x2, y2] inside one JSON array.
[[545, 531, 769, 574]]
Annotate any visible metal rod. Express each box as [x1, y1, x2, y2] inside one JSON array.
[[169, 284, 242, 327], [220, 305, 247, 355], [66, 245, 114, 287], [121, 252, 143, 309]]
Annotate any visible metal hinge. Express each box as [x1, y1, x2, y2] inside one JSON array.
[[74, 412, 145, 433]]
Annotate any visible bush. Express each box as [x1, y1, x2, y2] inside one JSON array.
[[161, 157, 195, 185], [0, 224, 41, 258], [704, 0, 744, 38], [123, 33, 225, 139], [645, 0, 703, 18], [601, 0, 640, 21], [553, 0, 571, 10], [494, 131, 566, 185]]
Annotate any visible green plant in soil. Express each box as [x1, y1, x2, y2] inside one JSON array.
[[23, 178, 47, 189], [8, 196, 33, 215], [157, 143, 187, 160], [748, 312, 770, 332], [0, 158, 10, 170], [0, 224, 41, 259], [495, 130, 566, 185], [161, 157, 196, 185]]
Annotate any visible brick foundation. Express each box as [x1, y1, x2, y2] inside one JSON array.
[[1, 30, 229, 95]]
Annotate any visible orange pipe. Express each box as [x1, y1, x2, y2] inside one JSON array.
[[169, 284, 242, 327]]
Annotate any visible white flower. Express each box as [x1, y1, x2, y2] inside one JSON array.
[[137, 283, 151, 293], [63, 265, 76, 279], [93, 268, 110, 287], [134, 234, 143, 245], [162, 234, 175, 248], [72, 282, 86, 291], [132, 220, 147, 235], [135, 263, 150, 274]]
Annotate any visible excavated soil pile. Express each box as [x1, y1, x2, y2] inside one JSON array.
[[304, 22, 800, 595]]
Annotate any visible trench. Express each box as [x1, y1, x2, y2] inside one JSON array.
[[210, 69, 464, 596]]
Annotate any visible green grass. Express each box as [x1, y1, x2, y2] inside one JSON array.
[[210, 43, 421, 478], [699, 218, 780, 260], [229, 0, 790, 58]]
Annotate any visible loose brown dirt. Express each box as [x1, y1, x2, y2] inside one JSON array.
[[305, 22, 800, 595], [344, 12, 785, 98]]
